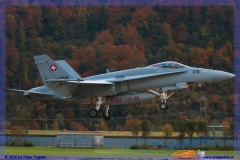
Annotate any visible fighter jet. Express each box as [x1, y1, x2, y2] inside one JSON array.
[[8, 55, 235, 120]]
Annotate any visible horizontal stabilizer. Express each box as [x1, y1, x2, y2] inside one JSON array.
[[67, 80, 114, 85], [46, 79, 114, 85], [46, 79, 83, 82], [7, 88, 26, 92], [7, 88, 55, 96], [26, 91, 55, 96]]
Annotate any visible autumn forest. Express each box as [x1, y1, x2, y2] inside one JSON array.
[[5, 6, 234, 134]]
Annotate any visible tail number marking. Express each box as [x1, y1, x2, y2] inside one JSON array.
[[111, 96, 140, 103], [126, 96, 139, 102]]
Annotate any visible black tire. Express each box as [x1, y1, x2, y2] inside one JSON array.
[[160, 103, 168, 110], [89, 109, 98, 118], [103, 111, 112, 120]]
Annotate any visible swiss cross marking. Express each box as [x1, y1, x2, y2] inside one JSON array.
[[50, 64, 57, 71]]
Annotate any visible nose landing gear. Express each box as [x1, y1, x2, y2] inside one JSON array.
[[159, 91, 174, 110], [160, 103, 168, 110], [147, 89, 174, 111]]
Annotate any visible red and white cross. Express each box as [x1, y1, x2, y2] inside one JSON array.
[[50, 64, 57, 71]]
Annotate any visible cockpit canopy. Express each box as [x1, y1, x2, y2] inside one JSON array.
[[147, 61, 189, 68]]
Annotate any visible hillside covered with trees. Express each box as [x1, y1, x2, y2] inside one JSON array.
[[6, 6, 234, 135]]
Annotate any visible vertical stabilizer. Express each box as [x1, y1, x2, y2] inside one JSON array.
[[55, 60, 81, 79], [34, 55, 81, 86]]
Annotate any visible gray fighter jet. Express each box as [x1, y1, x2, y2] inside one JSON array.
[[8, 55, 235, 120]]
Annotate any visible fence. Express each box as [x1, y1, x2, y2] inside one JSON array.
[[4, 135, 234, 149]]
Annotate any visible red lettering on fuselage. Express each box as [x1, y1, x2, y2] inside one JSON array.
[[125, 96, 140, 101], [111, 98, 122, 102]]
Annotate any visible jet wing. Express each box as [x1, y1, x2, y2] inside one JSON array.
[[45, 80, 115, 97], [7, 89, 55, 96], [108, 70, 186, 82]]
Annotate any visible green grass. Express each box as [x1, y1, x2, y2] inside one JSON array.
[[4, 146, 238, 158], [5, 147, 170, 158]]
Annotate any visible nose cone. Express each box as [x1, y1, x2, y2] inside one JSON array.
[[211, 70, 235, 82], [229, 73, 235, 79]]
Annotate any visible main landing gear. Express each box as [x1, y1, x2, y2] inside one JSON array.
[[147, 89, 174, 111], [89, 97, 112, 120]]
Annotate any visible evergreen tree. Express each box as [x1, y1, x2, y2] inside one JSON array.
[[186, 121, 196, 147], [141, 119, 151, 145]]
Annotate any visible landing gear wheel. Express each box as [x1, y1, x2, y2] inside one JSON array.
[[160, 103, 168, 110], [103, 111, 112, 120], [89, 109, 98, 118]]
